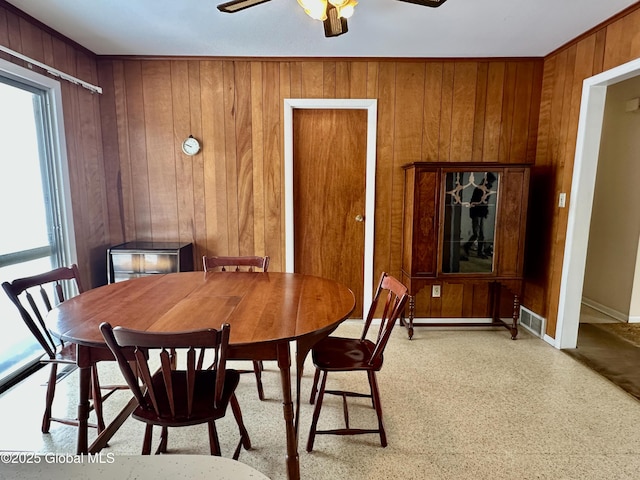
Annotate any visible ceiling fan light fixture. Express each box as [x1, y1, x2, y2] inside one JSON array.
[[323, 4, 348, 37], [217, 0, 447, 38]]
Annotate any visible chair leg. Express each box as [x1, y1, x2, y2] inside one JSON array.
[[230, 393, 251, 451], [366, 368, 376, 409], [42, 363, 58, 433], [142, 424, 153, 454], [309, 367, 321, 404], [368, 370, 387, 447], [306, 369, 328, 452], [156, 426, 169, 454], [90, 365, 106, 433], [253, 360, 265, 400], [208, 421, 221, 456]]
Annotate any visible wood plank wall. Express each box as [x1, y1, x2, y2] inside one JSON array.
[[525, 5, 640, 337], [96, 58, 543, 288], [0, 2, 109, 287]]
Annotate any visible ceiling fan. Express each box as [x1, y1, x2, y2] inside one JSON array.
[[216, 0, 448, 38]]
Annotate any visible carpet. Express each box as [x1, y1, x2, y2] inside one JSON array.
[[565, 323, 640, 401], [590, 322, 640, 347]]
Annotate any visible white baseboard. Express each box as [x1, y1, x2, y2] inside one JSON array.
[[406, 317, 494, 324], [581, 297, 628, 323], [543, 333, 558, 347]]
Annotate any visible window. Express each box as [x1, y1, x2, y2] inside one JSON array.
[[0, 59, 76, 390]]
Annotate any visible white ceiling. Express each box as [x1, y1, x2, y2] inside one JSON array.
[[6, 0, 639, 58]]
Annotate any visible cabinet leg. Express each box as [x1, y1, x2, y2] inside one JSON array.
[[408, 296, 415, 340], [400, 295, 415, 339], [510, 294, 520, 340]]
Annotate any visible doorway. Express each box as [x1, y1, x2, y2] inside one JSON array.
[[284, 99, 378, 318], [555, 57, 640, 349], [563, 72, 640, 397]]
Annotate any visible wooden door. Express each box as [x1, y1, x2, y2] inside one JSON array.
[[293, 109, 367, 317]]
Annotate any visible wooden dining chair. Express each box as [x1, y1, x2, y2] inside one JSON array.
[[1, 264, 123, 434], [306, 272, 409, 451], [202, 255, 270, 400], [100, 322, 251, 458], [202, 255, 270, 273]]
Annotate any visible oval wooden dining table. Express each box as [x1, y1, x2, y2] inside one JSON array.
[[46, 271, 355, 480]]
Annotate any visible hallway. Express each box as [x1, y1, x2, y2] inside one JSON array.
[[564, 305, 640, 401]]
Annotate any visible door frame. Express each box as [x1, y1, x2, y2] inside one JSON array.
[[283, 98, 378, 317], [554, 57, 640, 349]]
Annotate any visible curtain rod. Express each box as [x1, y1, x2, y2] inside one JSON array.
[[0, 45, 102, 94]]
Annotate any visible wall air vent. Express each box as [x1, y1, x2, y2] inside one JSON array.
[[519, 306, 546, 338]]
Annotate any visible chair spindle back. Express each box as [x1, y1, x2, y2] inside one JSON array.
[[361, 272, 409, 367], [100, 323, 231, 418], [202, 255, 270, 273], [2, 264, 84, 359]]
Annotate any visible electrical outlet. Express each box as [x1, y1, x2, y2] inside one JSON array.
[[432, 285, 441, 298]]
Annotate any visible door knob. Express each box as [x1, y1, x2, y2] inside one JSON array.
[[355, 214, 364, 222]]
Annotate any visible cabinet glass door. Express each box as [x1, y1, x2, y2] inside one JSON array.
[[442, 171, 499, 273]]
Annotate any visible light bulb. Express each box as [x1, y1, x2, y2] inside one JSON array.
[[334, 0, 357, 18], [339, 4, 355, 18], [297, 0, 328, 20]]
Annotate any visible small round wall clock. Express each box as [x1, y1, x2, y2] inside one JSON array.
[[181, 135, 201, 156]]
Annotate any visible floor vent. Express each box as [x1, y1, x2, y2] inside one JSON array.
[[519, 306, 546, 338]]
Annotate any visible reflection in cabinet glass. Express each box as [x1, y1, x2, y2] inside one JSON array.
[[442, 171, 499, 274]]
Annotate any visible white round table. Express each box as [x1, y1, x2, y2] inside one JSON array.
[[0, 454, 270, 480]]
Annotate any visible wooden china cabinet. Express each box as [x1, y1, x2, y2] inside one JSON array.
[[401, 162, 530, 339]]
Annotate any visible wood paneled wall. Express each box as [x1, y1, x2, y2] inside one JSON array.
[[0, 2, 109, 287], [524, 5, 640, 337], [97, 58, 543, 286]]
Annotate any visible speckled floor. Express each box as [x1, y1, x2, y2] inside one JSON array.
[[2, 321, 640, 480]]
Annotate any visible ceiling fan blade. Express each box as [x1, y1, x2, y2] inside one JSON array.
[[395, 0, 448, 7], [217, 0, 272, 13]]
